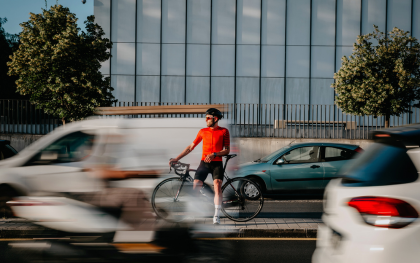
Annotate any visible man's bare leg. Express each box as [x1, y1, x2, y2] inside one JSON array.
[[213, 179, 222, 206], [193, 179, 203, 193], [213, 179, 223, 224]]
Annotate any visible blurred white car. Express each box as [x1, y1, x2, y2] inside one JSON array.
[[0, 117, 235, 217], [313, 125, 420, 263]]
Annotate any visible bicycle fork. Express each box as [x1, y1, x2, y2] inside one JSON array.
[[174, 179, 186, 202]]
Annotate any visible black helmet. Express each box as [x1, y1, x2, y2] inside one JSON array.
[[205, 108, 223, 120]]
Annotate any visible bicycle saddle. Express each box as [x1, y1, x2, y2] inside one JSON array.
[[225, 154, 237, 158]]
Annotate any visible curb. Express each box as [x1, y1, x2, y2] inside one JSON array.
[[238, 228, 317, 238], [0, 228, 317, 239]]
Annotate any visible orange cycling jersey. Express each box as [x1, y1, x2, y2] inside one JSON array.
[[192, 126, 230, 161]]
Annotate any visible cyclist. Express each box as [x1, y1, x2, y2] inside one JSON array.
[[169, 108, 230, 224]]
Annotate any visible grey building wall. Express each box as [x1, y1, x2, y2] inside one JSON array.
[[94, 0, 420, 105]]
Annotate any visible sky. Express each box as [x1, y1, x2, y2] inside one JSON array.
[[0, 0, 94, 35]]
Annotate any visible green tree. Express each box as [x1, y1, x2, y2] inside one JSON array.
[[0, 17, 24, 99], [8, 5, 116, 125], [332, 25, 420, 127]]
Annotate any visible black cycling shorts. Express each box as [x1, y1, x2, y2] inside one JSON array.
[[194, 160, 224, 182]]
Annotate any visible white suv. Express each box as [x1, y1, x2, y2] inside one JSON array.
[[313, 125, 420, 263]]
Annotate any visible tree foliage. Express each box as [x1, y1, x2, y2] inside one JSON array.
[[0, 17, 23, 99], [332, 26, 420, 127], [8, 5, 116, 124]]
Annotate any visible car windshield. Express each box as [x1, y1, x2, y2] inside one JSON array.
[[259, 146, 291, 162]]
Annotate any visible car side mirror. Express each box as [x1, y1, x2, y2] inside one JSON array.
[[275, 159, 285, 165]]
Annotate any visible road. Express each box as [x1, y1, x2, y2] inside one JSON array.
[[230, 239, 316, 263], [0, 239, 317, 263], [257, 199, 323, 218]]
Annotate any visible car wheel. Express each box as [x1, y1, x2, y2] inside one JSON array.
[[240, 179, 261, 201], [0, 185, 18, 218]]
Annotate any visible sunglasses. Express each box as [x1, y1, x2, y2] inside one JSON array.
[[206, 116, 217, 121]]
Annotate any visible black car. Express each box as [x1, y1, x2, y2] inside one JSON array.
[[0, 140, 18, 160]]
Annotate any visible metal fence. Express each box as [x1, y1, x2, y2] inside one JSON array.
[[0, 100, 61, 135], [2, 99, 420, 139]]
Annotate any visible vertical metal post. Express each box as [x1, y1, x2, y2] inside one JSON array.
[[294, 104, 297, 138], [385, 0, 388, 36], [265, 104, 267, 137], [29, 102, 32, 134], [259, 0, 263, 107], [184, 0, 188, 104], [109, 0, 113, 91], [283, 0, 288, 110], [159, 0, 163, 103], [234, 0, 237, 105], [328, 105, 331, 139], [134, 0, 138, 103], [333, 0, 338, 104], [239, 104, 242, 137], [209, 0, 213, 103], [323, 105, 326, 139], [299, 104, 301, 138], [286, 104, 288, 138], [308, 0, 312, 112], [253, 104, 255, 137], [316, 105, 318, 138], [362, 115, 366, 139], [248, 104, 250, 137]]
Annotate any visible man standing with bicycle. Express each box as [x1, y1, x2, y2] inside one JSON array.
[[170, 108, 230, 224]]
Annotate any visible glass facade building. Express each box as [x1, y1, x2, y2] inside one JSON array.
[[94, 0, 420, 105]]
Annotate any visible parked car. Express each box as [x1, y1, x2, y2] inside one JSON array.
[[313, 125, 420, 263], [236, 142, 363, 193], [0, 140, 17, 160]]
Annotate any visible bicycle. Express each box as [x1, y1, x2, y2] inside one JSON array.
[[151, 154, 264, 222]]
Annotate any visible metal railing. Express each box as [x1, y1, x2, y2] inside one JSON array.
[[0, 100, 62, 135], [2, 100, 420, 139]]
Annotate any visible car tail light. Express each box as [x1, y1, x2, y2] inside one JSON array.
[[348, 196, 418, 228], [354, 147, 364, 153]]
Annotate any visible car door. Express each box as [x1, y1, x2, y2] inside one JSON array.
[[320, 146, 355, 187], [270, 146, 324, 191], [19, 130, 103, 194]]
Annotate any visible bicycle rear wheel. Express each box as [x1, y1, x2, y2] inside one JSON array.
[[221, 177, 264, 222], [151, 177, 193, 222]]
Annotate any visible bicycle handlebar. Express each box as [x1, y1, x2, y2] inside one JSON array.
[[169, 159, 190, 176]]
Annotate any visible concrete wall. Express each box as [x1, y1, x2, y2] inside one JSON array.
[[2, 133, 373, 164], [0, 134, 43, 152], [237, 138, 373, 164]]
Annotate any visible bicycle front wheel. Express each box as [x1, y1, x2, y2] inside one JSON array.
[[221, 178, 264, 222], [151, 177, 193, 222]]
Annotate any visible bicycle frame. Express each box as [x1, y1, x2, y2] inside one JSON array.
[[170, 154, 239, 202]]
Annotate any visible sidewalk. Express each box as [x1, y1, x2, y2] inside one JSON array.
[[0, 218, 321, 239]]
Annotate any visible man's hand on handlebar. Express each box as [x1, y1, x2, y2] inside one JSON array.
[[169, 158, 179, 167]]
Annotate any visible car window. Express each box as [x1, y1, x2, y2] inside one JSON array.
[[3, 145, 17, 159], [322, 147, 355, 162], [260, 146, 291, 162], [26, 131, 95, 165], [280, 146, 320, 164], [341, 143, 418, 187]]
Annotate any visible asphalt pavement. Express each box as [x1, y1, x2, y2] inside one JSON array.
[[256, 199, 323, 218], [0, 238, 317, 263]]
